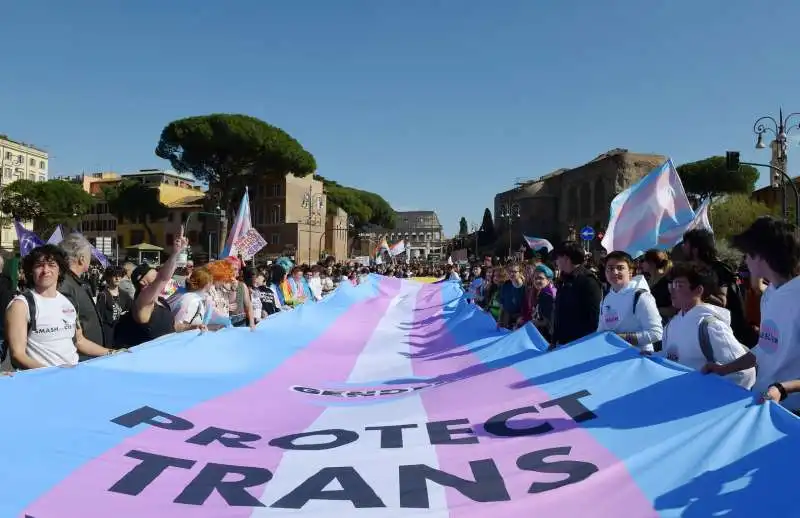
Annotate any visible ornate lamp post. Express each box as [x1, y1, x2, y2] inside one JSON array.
[[498, 202, 520, 259], [301, 186, 324, 264], [753, 109, 800, 226]]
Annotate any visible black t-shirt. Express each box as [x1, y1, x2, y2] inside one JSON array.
[[650, 276, 672, 309]]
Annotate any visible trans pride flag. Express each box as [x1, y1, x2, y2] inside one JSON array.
[[2, 277, 800, 516], [601, 159, 695, 258], [221, 188, 252, 259]]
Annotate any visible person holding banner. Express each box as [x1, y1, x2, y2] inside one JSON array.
[[597, 251, 663, 353], [703, 217, 800, 411], [114, 228, 189, 347], [5, 245, 116, 369]]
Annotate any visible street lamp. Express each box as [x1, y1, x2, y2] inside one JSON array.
[[498, 202, 520, 259], [301, 186, 324, 265], [752, 108, 800, 226]]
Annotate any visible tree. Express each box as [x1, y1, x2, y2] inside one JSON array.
[[155, 114, 316, 216], [316, 175, 395, 230], [102, 180, 169, 244], [478, 208, 495, 245], [458, 217, 469, 235], [709, 194, 774, 241], [676, 156, 759, 204], [0, 179, 93, 233]]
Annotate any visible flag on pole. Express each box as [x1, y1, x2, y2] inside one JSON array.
[[13, 220, 45, 257], [523, 235, 554, 252], [374, 237, 389, 257], [657, 197, 714, 249], [601, 159, 695, 258], [388, 239, 406, 257], [221, 188, 252, 258]]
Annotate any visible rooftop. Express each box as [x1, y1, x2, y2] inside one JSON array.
[[0, 134, 48, 154]]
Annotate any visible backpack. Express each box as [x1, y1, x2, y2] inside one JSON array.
[[602, 288, 647, 314], [1, 290, 38, 366], [697, 315, 718, 363]]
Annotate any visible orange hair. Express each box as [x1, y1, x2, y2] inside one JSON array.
[[186, 268, 213, 292], [205, 260, 236, 282]]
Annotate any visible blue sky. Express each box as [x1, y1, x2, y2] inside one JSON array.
[[2, 0, 799, 236]]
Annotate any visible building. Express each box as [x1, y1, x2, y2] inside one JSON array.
[[494, 149, 667, 249], [0, 136, 49, 250], [355, 210, 444, 260], [74, 170, 206, 260], [751, 176, 800, 214], [250, 173, 348, 265], [324, 207, 350, 261]]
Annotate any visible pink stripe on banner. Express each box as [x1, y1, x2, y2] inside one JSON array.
[[409, 283, 656, 517], [25, 276, 402, 518]]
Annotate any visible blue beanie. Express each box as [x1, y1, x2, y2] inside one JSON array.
[[535, 264, 554, 279]]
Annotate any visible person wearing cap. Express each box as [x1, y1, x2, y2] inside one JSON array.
[[114, 230, 190, 347]]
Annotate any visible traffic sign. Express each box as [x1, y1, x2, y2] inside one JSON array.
[[580, 226, 595, 241]]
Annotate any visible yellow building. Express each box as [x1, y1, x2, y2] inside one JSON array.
[[76, 170, 207, 260], [1, 135, 49, 251]]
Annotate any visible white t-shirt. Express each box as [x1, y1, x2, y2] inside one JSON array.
[[10, 291, 79, 367], [752, 275, 800, 409]]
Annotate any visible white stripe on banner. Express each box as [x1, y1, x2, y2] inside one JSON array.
[[254, 281, 448, 516]]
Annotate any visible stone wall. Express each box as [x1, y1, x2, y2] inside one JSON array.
[[494, 149, 666, 247]]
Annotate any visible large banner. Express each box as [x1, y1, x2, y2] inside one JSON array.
[[1, 276, 798, 516]]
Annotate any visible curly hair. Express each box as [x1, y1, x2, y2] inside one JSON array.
[[22, 244, 70, 286], [186, 268, 214, 291], [205, 260, 236, 282]]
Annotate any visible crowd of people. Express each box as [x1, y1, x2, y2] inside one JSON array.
[[2, 216, 799, 415], [448, 216, 800, 411]]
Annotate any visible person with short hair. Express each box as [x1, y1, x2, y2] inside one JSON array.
[[58, 233, 107, 349], [703, 217, 800, 408], [5, 245, 114, 369], [95, 265, 133, 348], [551, 241, 603, 346], [661, 262, 754, 388], [597, 251, 663, 352]]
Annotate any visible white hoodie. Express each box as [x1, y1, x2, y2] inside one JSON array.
[[752, 275, 800, 409], [661, 303, 755, 389], [597, 275, 663, 353]]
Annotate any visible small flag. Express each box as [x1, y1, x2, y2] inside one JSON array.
[[14, 220, 45, 257], [388, 239, 406, 257], [523, 235, 554, 252], [222, 188, 252, 258]]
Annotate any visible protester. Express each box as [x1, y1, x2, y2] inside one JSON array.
[[702, 217, 800, 410], [171, 267, 217, 332], [640, 249, 675, 323], [58, 233, 107, 350], [659, 262, 754, 388], [683, 228, 752, 346], [519, 263, 556, 341], [114, 230, 189, 347], [597, 251, 663, 352], [95, 265, 133, 349], [5, 245, 114, 369], [552, 241, 603, 347], [498, 264, 525, 329]]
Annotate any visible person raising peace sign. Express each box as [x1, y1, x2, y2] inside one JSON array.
[[114, 226, 192, 347]]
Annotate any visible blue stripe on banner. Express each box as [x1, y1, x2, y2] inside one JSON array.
[[437, 281, 800, 516], [0, 278, 379, 512]]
